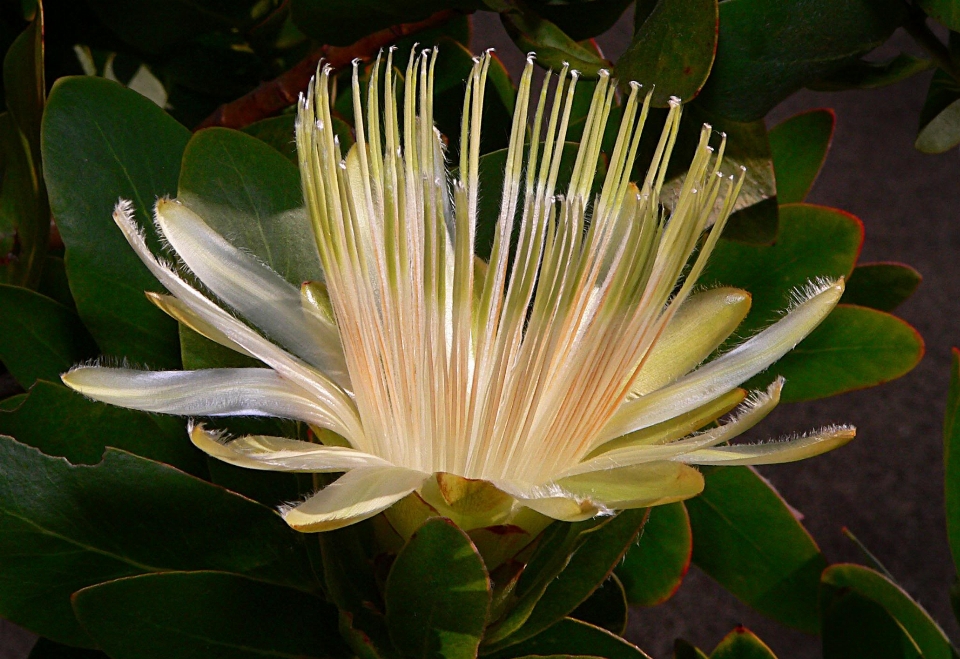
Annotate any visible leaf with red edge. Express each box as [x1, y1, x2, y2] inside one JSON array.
[[769, 109, 835, 204], [616, 502, 691, 607]]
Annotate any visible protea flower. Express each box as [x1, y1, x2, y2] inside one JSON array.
[[62, 49, 854, 539]]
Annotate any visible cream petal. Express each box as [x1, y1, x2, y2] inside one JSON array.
[[677, 425, 856, 465], [567, 378, 783, 476], [111, 200, 364, 445], [490, 479, 602, 522], [557, 461, 705, 509], [282, 466, 429, 532], [154, 198, 349, 388], [629, 287, 751, 397], [189, 423, 392, 472], [601, 280, 843, 442], [147, 292, 257, 360], [62, 366, 348, 431]]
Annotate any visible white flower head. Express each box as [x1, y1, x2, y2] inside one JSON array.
[[62, 49, 854, 539]]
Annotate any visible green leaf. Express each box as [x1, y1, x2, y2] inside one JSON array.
[[528, 0, 634, 41], [570, 574, 628, 635], [386, 518, 491, 659], [919, 0, 960, 32], [37, 256, 75, 309], [27, 638, 108, 659], [841, 262, 922, 312], [43, 76, 189, 368], [74, 571, 348, 659], [916, 69, 960, 154], [485, 510, 645, 650], [616, 501, 691, 606], [0, 435, 319, 646], [483, 618, 651, 659], [769, 109, 834, 205], [697, 0, 907, 121], [747, 304, 924, 402], [178, 127, 321, 286], [703, 203, 863, 339], [709, 627, 778, 659], [241, 115, 300, 164], [674, 640, 709, 659], [1, 13, 47, 287], [947, 348, 960, 578], [809, 53, 933, 91], [615, 0, 718, 106], [821, 589, 923, 659], [495, 1, 608, 76], [686, 466, 826, 634], [0, 379, 205, 476], [822, 564, 956, 659], [0, 284, 97, 388]]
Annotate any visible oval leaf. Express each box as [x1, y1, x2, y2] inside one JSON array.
[[821, 589, 922, 659], [916, 69, 960, 154], [841, 262, 922, 312], [616, 501, 691, 607], [385, 518, 491, 659], [73, 571, 348, 659], [709, 627, 778, 659], [769, 109, 835, 205], [484, 618, 652, 659], [570, 574, 628, 635]]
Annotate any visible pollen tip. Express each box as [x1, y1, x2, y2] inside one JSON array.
[[668, 95, 681, 107], [628, 80, 641, 91], [351, 57, 361, 66]]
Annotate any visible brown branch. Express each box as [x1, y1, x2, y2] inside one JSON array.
[[196, 10, 459, 130]]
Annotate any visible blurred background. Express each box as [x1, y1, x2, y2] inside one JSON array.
[[1, 7, 958, 659]]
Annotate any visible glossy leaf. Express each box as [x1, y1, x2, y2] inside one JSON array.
[[0, 379, 205, 476], [747, 304, 924, 402], [821, 589, 922, 659], [703, 203, 863, 339], [496, 2, 608, 76], [947, 348, 960, 577], [0, 285, 97, 388], [386, 518, 491, 659], [43, 76, 189, 368], [616, 501, 691, 606], [570, 574, 628, 635], [616, 0, 718, 106], [810, 53, 933, 91], [697, 0, 906, 121], [530, 0, 634, 40], [769, 109, 834, 204], [0, 435, 318, 646], [709, 627, 777, 659], [242, 114, 354, 165], [493, 510, 646, 649], [74, 571, 348, 659], [916, 69, 960, 154], [841, 262, 922, 312], [484, 618, 652, 659], [919, 0, 960, 32], [686, 466, 826, 634], [822, 564, 955, 659], [178, 127, 322, 286]]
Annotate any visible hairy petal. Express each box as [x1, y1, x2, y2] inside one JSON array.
[[677, 425, 856, 465]]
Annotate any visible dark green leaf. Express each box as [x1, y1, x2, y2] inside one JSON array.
[[916, 69, 960, 153], [947, 348, 960, 577], [747, 304, 924, 402], [0, 379, 204, 475], [821, 589, 922, 659], [919, 0, 960, 32], [74, 571, 348, 659], [809, 53, 933, 91], [43, 76, 189, 368], [697, 0, 907, 121], [4, 11, 43, 166], [529, 0, 633, 41], [822, 564, 955, 659], [702, 203, 862, 339], [0, 285, 97, 388], [27, 639, 108, 659], [483, 618, 651, 659], [616, 501, 691, 606], [37, 256, 75, 309], [495, 1, 608, 76], [0, 435, 319, 646], [769, 109, 834, 205], [674, 640, 709, 659], [241, 115, 300, 164], [709, 627, 777, 659], [686, 466, 826, 634], [616, 0, 718, 106], [178, 127, 321, 286], [570, 574, 628, 635], [386, 518, 491, 659], [841, 262, 922, 312]]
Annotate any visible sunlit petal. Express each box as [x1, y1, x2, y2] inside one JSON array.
[[677, 425, 856, 465]]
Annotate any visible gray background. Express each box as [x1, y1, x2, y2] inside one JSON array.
[[3, 8, 959, 659]]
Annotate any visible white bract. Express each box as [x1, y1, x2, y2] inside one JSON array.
[[62, 50, 854, 534]]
